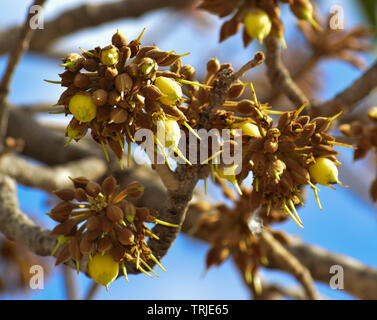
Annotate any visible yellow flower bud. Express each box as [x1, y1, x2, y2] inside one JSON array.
[[232, 122, 261, 137], [154, 76, 182, 105], [309, 157, 339, 186], [68, 93, 97, 122], [244, 9, 272, 42], [67, 125, 82, 140], [101, 46, 119, 66], [88, 253, 119, 289], [157, 119, 181, 149]]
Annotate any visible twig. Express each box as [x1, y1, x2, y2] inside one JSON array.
[[313, 60, 377, 118], [0, 0, 47, 147], [84, 282, 101, 300], [265, 36, 309, 108], [62, 266, 78, 300], [259, 230, 318, 300]]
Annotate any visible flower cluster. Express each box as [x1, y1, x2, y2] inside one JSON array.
[[198, 0, 321, 47], [50, 29, 205, 165], [339, 107, 377, 202], [48, 175, 177, 289], [192, 197, 290, 292]]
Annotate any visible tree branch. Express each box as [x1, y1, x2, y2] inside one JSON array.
[[0, 0, 47, 146], [265, 36, 309, 107], [0, 0, 194, 56], [0, 154, 107, 192]]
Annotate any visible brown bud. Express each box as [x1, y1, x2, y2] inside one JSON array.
[[86, 215, 100, 231], [98, 236, 113, 253], [80, 238, 94, 256], [112, 30, 127, 47], [83, 58, 99, 72], [312, 117, 331, 132], [158, 53, 180, 67], [125, 63, 139, 77], [125, 181, 144, 198], [69, 237, 82, 262], [135, 46, 157, 60], [102, 176, 117, 196], [115, 73, 133, 95], [100, 216, 114, 233], [207, 57, 221, 75], [75, 187, 88, 202], [73, 73, 89, 88], [53, 189, 75, 201], [105, 66, 119, 80], [96, 105, 112, 122], [145, 49, 170, 64], [108, 90, 121, 106], [99, 77, 113, 91], [106, 204, 124, 223], [110, 108, 128, 124], [55, 244, 71, 266], [181, 64, 196, 80], [92, 89, 108, 106], [50, 201, 76, 223], [264, 140, 279, 153], [85, 181, 101, 197], [141, 85, 162, 100], [116, 227, 135, 246], [120, 46, 132, 66], [227, 82, 246, 99], [112, 245, 126, 262], [135, 207, 151, 222], [85, 229, 101, 242], [119, 200, 136, 223], [72, 176, 90, 188], [237, 100, 255, 115]]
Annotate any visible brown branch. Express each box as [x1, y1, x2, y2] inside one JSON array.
[[0, 0, 47, 146], [181, 206, 377, 300], [0, 154, 107, 192], [0, 0, 194, 56], [84, 282, 101, 300], [259, 230, 318, 300], [62, 266, 78, 300], [313, 60, 377, 118], [265, 36, 309, 107]]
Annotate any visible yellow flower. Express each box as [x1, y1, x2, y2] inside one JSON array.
[[88, 253, 119, 289], [68, 93, 97, 122], [244, 9, 272, 42], [155, 76, 182, 105], [157, 118, 181, 149], [232, 121, 261, 137], [309, 157, 339, 186], [101, 46, 119, 66]]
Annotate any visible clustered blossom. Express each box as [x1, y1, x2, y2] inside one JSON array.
[[198, 0, 321, 47], [192, 195, 291, 293], [48, 175, 177, 289], [339, 107, 377, 202], [48, 30, 355, 289], [50, 29, 206, 165]]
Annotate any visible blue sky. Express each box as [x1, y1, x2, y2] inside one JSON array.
[[1, 0, 377, 300]]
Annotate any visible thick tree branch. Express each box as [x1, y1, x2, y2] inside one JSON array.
[[0, 154, 107, 192], [0, 0, 194, 56], [182, 206, 377, 300]]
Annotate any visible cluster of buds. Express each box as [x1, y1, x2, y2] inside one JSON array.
[[192, 198, 290, 294], [339, 107, 377, 202], [48, 29, 205, 165], [48, 175, 178, 289], [198, 0, 321, 47], [210, 78, 352, 228]]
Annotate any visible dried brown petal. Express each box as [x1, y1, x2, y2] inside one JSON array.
[[106, 204, 124, 223], [85, 181, 101, 197], [53, 189, 76, 201]]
